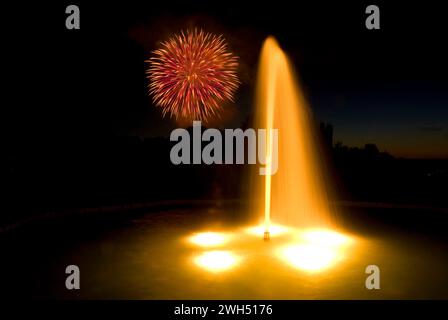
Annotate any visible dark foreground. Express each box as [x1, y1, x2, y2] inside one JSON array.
[[1, 201, 448, 299]]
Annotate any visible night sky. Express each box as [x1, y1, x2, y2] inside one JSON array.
[[5, 1, 448, 158]]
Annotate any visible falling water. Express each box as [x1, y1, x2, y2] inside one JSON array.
[[252, 37, 335, 234]]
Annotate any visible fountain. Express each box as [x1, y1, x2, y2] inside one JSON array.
[[187, 36, 353, 275], [3, 27, 448, 300], [183, 37, 354, 276], [251, 37, 335, 236]]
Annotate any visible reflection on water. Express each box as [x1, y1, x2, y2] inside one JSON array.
[[298, 229, 352, 247], [188, 232, 229, 247], [194, 251, 240, 272], [190, 226, 353, 274], [7, 207, 447, 299], [279, 243, 342, 272], [277, 229, 352, 273]]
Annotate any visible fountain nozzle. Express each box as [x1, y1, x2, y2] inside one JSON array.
[[263, 231, 270, 241]]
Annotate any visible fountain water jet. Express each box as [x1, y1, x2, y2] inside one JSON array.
[[191, 37, 351, 275], [252, 37, 335, 236]]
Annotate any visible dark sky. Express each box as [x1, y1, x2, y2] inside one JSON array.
[[5, 1, 448, 158]]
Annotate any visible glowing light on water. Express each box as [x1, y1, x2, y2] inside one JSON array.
[[279, 243, 342, 272], [194, 251, 239, 272], [188, 228, 355, 273], [189, 232, 228, 247], [279, 229, 352, 272], [299, 229, 351, 247]]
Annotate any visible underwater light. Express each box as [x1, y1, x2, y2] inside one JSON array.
[[299, 229, 351, 247], [194, 250, 239, 272], [278, 229, 352, 272], [279, 243, 342, 272], [189, 232, 228, 247]]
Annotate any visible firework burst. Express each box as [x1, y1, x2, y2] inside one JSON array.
[[146, 29, 239, 120]]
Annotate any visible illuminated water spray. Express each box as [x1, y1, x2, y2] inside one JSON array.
[[253, 37, 335, 238], [189, 37, 352, 274], [262, 46, 277, 240]]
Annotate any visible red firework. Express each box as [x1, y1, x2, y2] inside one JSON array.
[[146, 29, 239, 120]]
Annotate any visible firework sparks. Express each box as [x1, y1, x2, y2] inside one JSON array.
[[146, 29, 239, 120]]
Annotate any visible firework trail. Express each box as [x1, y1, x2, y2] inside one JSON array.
[[146, 29, 239, 120]]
